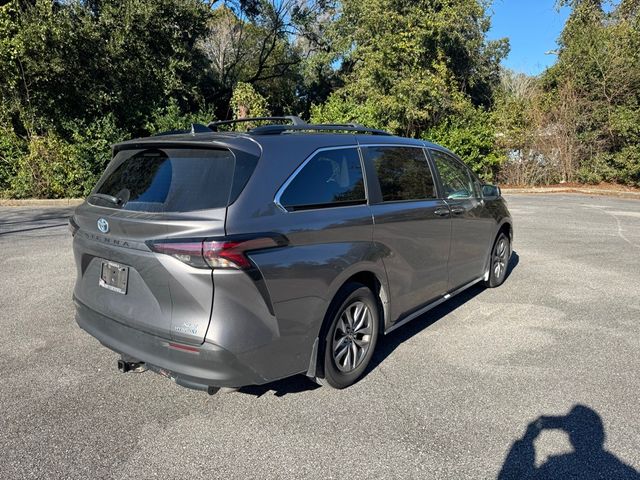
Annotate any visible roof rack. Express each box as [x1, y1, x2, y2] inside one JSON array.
[[319, 123, 366, 128], [249, 124, 392, 136], [208, 116, 306, 131], [152, 117, 390, 137]]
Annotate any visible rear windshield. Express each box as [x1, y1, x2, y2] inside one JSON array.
[[92, 148, 236, 212]]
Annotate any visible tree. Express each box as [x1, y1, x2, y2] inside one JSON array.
[[230, 82, 269, 125], [0, 0, 214, 197], [2, 0, 639, 197], [199, 1, 336, 118], [311, 0, 508, 178], [312, 0, 508, 133], [542, 0, 640, 185], [0, 0, 212, 136]]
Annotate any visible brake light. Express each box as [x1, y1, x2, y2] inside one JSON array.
[[148, 235, 286, 270], [203, 238, 282, 269], [148, 241, 207, 268]]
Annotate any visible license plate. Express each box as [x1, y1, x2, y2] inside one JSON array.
[[99, 261, 129, 294]]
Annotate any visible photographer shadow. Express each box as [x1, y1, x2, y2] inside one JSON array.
[[498, 405, 639, 479]]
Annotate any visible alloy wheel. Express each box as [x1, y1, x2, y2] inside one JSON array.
[[332, 301, 373, 373], [493, 236, 509, 280]]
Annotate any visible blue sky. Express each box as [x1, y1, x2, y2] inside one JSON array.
[[488, 0, 571, 76]]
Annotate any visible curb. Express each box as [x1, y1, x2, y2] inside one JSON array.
[[0, 198, 84, 207], [502, 188, 640, 200]]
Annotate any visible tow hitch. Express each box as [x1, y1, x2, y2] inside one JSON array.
[[117, 358, 147, 373]]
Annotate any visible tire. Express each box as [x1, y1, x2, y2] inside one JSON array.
[[316, 282, 380, 389], [485, 232, 510, 288]]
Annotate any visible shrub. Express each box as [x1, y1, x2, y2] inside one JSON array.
[[610, 146, 640, 187], [144, 99, 216, 136], [0, 121, 25, 196], [63, 115, 127, 194], [9, 133, 84, 198], [425, 107, 502, 182]]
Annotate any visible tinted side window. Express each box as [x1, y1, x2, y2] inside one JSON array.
[[279, 148, 366, 211], [362, 146, 436, 202], [430, 150, 476, 200]]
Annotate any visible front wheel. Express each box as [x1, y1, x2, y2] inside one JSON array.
[[485, 232, 510, 288], [316, 283, 380, 389]]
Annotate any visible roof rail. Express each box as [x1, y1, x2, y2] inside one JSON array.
[[208, 116, 306, 131], [249, 124, 392, 136], [319, 123, 366, 129]]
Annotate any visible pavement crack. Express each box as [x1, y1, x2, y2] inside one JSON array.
[[608, 211, 640, 250], [583, 204, 640, 250]]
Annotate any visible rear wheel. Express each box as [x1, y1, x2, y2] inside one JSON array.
[[316, 283, 380, 389], [485, 232, 510, 288]]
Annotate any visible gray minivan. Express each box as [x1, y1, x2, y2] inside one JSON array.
[[70, 117, 512, 392]]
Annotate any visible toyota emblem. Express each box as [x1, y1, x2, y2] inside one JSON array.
[[97, 218, 109, 233]]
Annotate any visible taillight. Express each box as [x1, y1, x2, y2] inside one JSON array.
[[203, 237, 283, 269], [148, 235, 287, 270], [147, 241, 207, 268]]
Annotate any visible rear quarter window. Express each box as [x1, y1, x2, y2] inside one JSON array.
[[92, 148, 237, 212]]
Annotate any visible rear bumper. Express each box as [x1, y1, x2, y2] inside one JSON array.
[[73, 296, 265, 389]]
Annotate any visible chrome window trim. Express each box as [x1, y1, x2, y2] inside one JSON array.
[[356, 143, 426, 148], [273, 145, 367, 213]]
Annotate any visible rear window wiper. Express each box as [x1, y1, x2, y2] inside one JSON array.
[[88, 193, 124, 207]]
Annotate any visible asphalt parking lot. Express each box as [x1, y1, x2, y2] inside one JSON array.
[[1, 194, 638, 479]]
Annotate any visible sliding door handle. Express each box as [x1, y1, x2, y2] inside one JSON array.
[[434, 208, 450, 217], [450, 206, 466, 215]]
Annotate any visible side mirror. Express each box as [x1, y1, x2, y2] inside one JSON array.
[[482, 184, 501, 198]]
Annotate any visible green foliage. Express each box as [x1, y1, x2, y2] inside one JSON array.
[[576, 152, 617, 184], [0, 0, 336, 197], [315, 0, 507, 132], [0, 119, 24, 194], [230, 82, 269, 125], [492, 71, 538, 152], [65, 115, 128, 194], [311, 93, 386, 130], [201, 2, 328, 118], [1, 113, 126, 198], [0, 0, 212, 136], [541, 0, 640, 186], [311, 0, 507, 178], [426, 106, 502, 181], [610, 145, 640, 185], [0, 0, 219, 197], [1, 0, 639, 196], [144, 99, 216, 135], [9, 133, 84, 199]]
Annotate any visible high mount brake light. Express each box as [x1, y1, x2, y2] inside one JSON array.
[[148, 236, 286, 269]]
